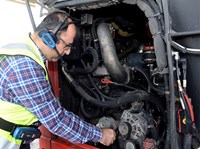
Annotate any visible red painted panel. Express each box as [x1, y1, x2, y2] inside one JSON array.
[[39, 135, 51, 149], [51, 139, 99, 149], [40, 132, 99, 149], [46, 61, 60, 98], [39, 125, 53, 138]]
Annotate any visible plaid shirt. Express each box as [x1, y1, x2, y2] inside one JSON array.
[[0, 49, 102, 143]]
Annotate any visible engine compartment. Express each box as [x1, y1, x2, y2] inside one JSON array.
[[33, 0, 200, 148], [57, 3, 167, 149]]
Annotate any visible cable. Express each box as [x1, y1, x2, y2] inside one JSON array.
[[130, 67, 165, 94], [174, 52, 193, 135], [183, 91, 195, 123]]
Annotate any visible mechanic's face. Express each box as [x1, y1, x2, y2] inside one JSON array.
[[50, 23, 76, 62]]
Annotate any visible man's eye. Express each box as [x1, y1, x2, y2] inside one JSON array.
[[67, 45, 71, 48], [65, 44, 72, 49]]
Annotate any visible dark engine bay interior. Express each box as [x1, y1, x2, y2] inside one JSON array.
[[59, 3, 167, 149], [33, 0, 200, 148]]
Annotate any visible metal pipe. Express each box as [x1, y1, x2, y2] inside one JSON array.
[[171, 30, 200, 38], [162, 0, 179, 148], [97, 23, 130, 84], [25, 0, 36, 31]]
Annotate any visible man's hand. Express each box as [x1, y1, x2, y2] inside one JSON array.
[[99, 128, 116, 146]]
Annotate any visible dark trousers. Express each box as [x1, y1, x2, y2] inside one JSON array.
[[20, 144, 30, 149]]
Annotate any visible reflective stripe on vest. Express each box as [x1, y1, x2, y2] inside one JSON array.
[[0, 37, 49, 145], [0, 136, 20, 149]]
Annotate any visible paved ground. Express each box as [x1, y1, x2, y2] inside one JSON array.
[[30, 139, 39, 149]]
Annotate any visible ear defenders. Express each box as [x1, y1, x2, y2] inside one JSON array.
[[38, 15, 69, 49]]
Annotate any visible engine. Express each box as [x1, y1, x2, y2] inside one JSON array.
[[56, 3, 168, 149]]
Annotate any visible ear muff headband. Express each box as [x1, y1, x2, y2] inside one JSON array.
[[52, 15, 69, 35]]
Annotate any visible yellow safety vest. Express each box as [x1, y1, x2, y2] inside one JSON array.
[[0, 37, 49, 145]]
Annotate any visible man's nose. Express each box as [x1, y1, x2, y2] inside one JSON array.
[[64, 49, 71, 55]]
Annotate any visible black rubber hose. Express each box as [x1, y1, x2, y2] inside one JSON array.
[[87, 74, 117, 101], [163, 74, 170, 149], [80, 59, 117, 101], [69, 47, 99, 74], [192, 133, 200, 148], [133, 67, 165, 95], [62, 61, 149, 107], [71, 80, 149, 108], [62, 62, 168, 111], [183, 134, 192, 149]]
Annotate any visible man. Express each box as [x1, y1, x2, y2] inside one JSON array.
[[0, 10, 116, 149]]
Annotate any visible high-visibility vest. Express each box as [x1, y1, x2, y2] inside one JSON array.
[[0, 37, 49, 147]]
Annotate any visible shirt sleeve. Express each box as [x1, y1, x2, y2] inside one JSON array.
[[8, 56, 102, 143]]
